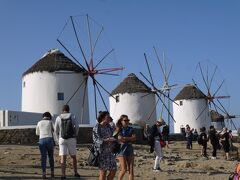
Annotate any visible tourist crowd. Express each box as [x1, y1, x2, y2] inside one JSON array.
[[36, 104, 235, 179]]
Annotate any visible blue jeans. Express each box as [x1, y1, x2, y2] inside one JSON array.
[[186, 137, 193, 149], [39, 137, 54, 173]]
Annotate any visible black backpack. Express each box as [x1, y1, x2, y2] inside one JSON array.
[[197, 134, 203, 145], [61, 116, 75, 139]]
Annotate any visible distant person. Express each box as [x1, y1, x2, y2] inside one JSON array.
[[220, 127, 231, 160], [229, 130, 234, 151], [36, 112, 55, 179], [55, 105, 80, 179], [199, 127, 208, 158], [193, 129, 198, 141], [116, 115, 136, 180], [149, 119, 165, 172], [143, 123, 151, 140], [162, 122, 170, 148], [180, 125, 186, 136], [92, 111, 117, 180], [185, 125, 193, 149], [208, 126, 219, 159]]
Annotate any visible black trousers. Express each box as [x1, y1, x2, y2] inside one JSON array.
[[212, 144, 217, 157], [202, 143, 207, 156]]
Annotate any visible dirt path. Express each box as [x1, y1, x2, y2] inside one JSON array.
[[0, 142, 238, 179]]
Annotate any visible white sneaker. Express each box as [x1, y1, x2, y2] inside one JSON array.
[[211, 156, 216, 160]]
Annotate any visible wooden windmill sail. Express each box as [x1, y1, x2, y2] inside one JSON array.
[[139, 47, 178, 126], [57, 14, 123, 122], [224, 114, 240, 130], [153, 47, 179, 126], [192, 61, 236, 129]]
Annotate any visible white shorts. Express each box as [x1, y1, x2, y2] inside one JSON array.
[[59, 138, 77, 156]]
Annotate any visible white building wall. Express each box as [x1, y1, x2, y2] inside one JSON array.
[[173, 99, 211, 133], [0, 111, 5, 127], [0, 110, 43, 127], [109, 92, 156, 126], [212, 121, 225, 130], [22, 71, 89, 125], [6, 111, 42, 126]]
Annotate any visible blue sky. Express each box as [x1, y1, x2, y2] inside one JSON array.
[[0, 0, 240, 127]]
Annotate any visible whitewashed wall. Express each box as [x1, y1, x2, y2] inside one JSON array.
[[173, 99, 211, 133], [109, 92, 156, 126], [212, 121, 225, 130], [22, 71, 89, 124], [0, 111, 5, 127], [0, 110, 42, 127]]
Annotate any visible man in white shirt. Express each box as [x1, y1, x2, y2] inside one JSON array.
[[55, 105, 80, 179]]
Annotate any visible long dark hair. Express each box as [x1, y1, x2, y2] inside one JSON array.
[[116, 114, 128, 129], [97, 111, 109, 123]]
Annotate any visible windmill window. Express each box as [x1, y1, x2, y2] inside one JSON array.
[[115, 95, 119, 103], [179, 101, 183, 106], [23, 81, 26, 88], [57, 92, 64, 101]]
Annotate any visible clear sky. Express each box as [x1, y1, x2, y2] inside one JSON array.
[[0, 0, 240, 127]]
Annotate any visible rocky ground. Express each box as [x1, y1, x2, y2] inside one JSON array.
[[0, 141, 238, 179]]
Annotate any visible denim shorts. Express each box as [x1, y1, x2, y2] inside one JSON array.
[[117, 144, 134, 157]]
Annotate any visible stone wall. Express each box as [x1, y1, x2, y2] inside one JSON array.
[[6, 127, 239, 145], [0, 126, 188, 145], [0, 128, 39, 145]]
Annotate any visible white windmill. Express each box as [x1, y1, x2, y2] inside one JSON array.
[[173, 61, 234, 132], [109, 73, 156, 126], [21, 49, 90, 124]]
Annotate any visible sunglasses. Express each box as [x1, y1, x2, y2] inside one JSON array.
[[123, 119, 130, 122]]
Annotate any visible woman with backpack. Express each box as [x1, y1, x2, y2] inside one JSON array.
[[116, 115, 136, 180], [36, 112, 55, 179]]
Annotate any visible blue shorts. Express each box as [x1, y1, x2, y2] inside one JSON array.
[[117, 144, 134, 157]]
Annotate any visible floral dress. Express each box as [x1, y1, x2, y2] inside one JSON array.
[[92, 123, 117, 171]]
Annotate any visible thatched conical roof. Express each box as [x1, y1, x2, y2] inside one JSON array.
[[210, 110, 224, 122], [174, 85, 206, 101], [23, 49, 84, 76], [111, 73, 151, 95]]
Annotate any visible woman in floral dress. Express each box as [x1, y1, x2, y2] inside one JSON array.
[[92, 111, 117, 180]]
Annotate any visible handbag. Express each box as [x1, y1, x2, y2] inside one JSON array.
[[112, 141, 121, 154], [87, 145, 99, 167], [160, 139, 166, 148]]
